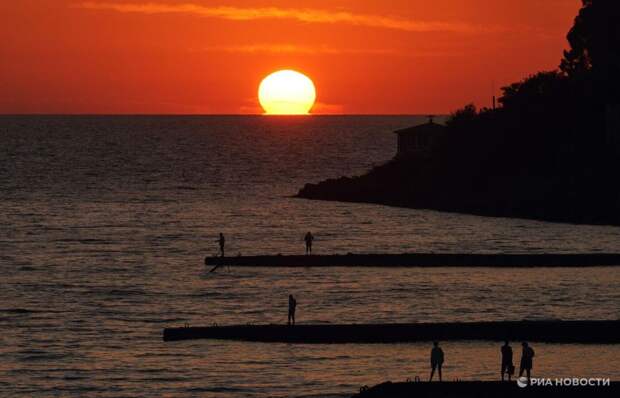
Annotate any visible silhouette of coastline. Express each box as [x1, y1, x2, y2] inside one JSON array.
[[298, 1, 620, 226], [163, 320, 620, 343]]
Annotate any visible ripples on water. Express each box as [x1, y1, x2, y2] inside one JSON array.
[[1, 116, 619, 397]]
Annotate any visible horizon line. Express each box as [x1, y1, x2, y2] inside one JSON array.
[[0, 113, 450, 117]]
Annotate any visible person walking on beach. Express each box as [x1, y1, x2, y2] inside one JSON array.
[[304, 232, 314, 255], [429, 341, 444, 381], [519, 341, 535, 384], [217, 233, 226, 257], [501, 340, 514, 381], [288, 294, 297, 325]]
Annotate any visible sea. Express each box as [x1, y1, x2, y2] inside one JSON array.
[[1, 115, 619, 397]]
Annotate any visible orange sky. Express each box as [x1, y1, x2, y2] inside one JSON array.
[[0, 0, 581, 114]]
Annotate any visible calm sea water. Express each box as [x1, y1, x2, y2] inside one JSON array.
[[1, 116, 619, 397]]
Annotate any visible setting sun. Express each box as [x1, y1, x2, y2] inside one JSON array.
[[258, 70, 316, 115]]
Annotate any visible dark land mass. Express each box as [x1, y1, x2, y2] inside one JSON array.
[[352, 381, 619, 398], [298, 1, 620, 226], [163, 320, 620, 343], [204, 253, 620, 267]]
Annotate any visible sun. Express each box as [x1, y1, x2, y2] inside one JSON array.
[[258, 70, 316, 115]]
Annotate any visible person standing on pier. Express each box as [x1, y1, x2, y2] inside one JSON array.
[[519, 341, 535, 384], [217, 233, 226, 257], [501, 341, 514, 381], [304, 232, 314, 255], [429, 341, 444, 381], [288, 294, 297, 325]]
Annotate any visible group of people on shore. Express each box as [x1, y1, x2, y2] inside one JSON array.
[[429, 340, 535, 383], [216, 233, 537, 384], [286, 297, 535, 383], [215, 232, 315, 257]]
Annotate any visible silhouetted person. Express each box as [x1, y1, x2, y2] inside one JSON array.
[[218, 233, 225, 257], [288, 294, 297, 325], [304, 232, 314, 255], [501, 340, 514, 381], [429, 341, 444, 381], [519, 342, 535, 384]]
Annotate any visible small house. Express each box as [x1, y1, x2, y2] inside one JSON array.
[[394, 116, 446, 159]]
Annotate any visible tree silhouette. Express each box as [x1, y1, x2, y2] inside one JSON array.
[[560, 0, 596, 77], [560, 0, 620, 100], [445, 104, 477, 129]]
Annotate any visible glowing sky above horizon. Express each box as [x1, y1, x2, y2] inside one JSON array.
[[0, 0, 580, 114]]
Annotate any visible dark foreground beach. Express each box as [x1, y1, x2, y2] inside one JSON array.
[[163, 320, 620, 343], [351, 380, 619, 398]]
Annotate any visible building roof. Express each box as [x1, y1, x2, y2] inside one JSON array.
[[394, 120, 447, 135]]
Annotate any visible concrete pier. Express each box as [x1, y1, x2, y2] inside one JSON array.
[[163, 320, 620, 343], [204, 253, 620, 268]]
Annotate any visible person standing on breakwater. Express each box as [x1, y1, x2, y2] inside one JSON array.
[[304, 232, 314, 255], [288, 294, 297, 325], [217, 233, 225, 257], [501, 340, 514, 381], [429, 341, 444, 381], [519, 341, 535, 384]]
